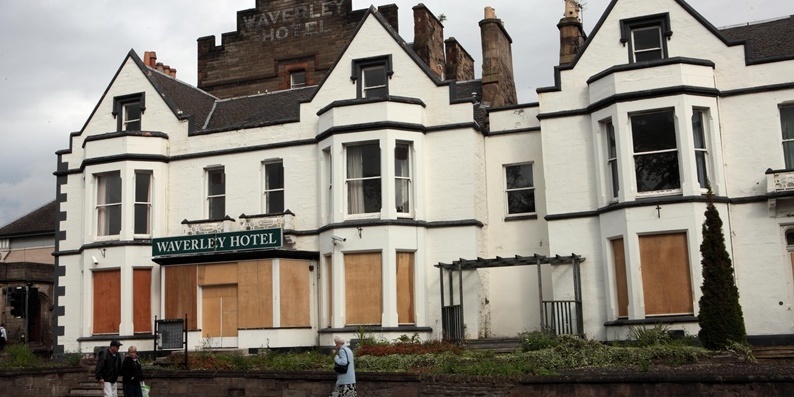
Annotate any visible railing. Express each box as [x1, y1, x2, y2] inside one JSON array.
[[441, 305, 464, 341], [542, 300, 581, 336]]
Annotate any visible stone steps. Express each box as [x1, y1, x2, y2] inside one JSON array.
[[464, 337, 522, 353], [752, 345, 794, 362]]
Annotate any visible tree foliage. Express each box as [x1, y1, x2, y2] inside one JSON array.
[[698, 188, 746, 349]]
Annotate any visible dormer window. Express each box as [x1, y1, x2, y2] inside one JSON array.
[[113, 93, 145, 131], [352, 56, 393, 99], [620, 14, 671, 63]]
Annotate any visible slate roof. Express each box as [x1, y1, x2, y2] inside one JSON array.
[[203, 87, 317, 131], [144, 66, 217, 129], [0, 200, 57, 238], [720, 16, 794, 62]]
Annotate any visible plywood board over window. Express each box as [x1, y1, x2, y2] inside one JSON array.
[[345, 252, 382, 325], [133, 269, 152, 333], [202, 285, 238, 338], [280, 259, 311, 327], [164, 265, 198, 330], [639, 233, 694, 316], [198, 263, 238, 286], [93, 270, 120, 334], [611, 239, 629, 318], [397, 252, 415, 324], [238, 260, 273, 329]]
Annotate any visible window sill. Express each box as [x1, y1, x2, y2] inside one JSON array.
[[604, 315, 697, 327], [504, 214, 538, 222]]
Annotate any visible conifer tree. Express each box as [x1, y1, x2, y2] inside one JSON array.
[[698, 187, 746, 349]]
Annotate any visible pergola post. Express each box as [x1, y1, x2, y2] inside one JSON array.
[[536, 254, 545, 331]]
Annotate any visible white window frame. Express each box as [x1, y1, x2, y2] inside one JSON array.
[[630, 109, 681, 197], [345, 142, 382, 217], [122, 102, 142, 131], [394, 142, 412, 216], [290, 70, 306, 89], [631, 26, 663, 62], [96, 171, 122, 237], [133, 170, 152, 236], [781, 104, 794, 170], [362, 65, 388, 98], [206, 167, 226, 220], [263, 160, 285, 214], [504, 162, 536, 216], [692, 108, 709, 190], [605, 120, 619, 200]]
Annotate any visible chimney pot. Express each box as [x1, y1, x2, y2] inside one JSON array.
[[484, 7, 496, 19]]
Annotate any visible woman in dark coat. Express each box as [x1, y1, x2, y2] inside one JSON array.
[[121, 345, 144, 397]]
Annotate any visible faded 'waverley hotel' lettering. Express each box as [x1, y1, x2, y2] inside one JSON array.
[[243, 0, 347, 42]]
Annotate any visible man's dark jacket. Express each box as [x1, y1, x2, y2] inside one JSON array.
[[94, 348, 122, 383]]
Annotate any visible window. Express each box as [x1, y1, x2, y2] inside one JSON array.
[[362, 65, 388, 98], [620, 14, 671, 63], [134, 171, 152, 235], [397, 252, 415, 324], [631, 26, 663, 62], [206, 167, 225, 220], [344, 252, 382, 325], [96, 172, 122, 236], [395, 143, 412, 214], [263, 161, 284, 213], [505, 163, 535, 215], [605, 121, 619, 199], [352, 56, 392, 98], [290, 70, 306, 89], [133, 269, 152, 333], [631, 109, 680, 193], [112, 93, 145, 131], [781, 104, 794, 169], [93, 270, 120, 334], [347, 143, 381, 214], [639, 233, 693, 316], [692, 109, 709, 189]]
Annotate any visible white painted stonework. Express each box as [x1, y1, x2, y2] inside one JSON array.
[[56, 0, 794, 354]]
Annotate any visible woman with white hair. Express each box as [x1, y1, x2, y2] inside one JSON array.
[[331, 335, 356, 397]]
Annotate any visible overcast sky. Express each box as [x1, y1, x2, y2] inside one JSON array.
[[0, 0, 791, 228]]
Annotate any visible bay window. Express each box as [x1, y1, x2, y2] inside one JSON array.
[[692, 109, 709, 189], [134, 171, 152, 235]]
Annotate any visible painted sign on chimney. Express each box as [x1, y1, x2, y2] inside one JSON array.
[[242, 0, 348, 43]]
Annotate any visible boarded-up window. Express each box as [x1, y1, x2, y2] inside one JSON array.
[[345, 252, 382, 325], [93, 270, 120, 334], [639, 233, 694, 315], [280, 260, 311, 327], [397, 252, 415, 324], [133, 269, 152, 333], [164, 265, 198, 330], [238, 260, 273, 329], [201, 285, 238, 338], [611, 239, 629, 318]]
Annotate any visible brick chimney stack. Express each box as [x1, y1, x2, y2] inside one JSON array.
[[412, 4, 446, 80], [144, 50, 177, 78], [480, 7, 517, 107], [558, 0, 586, 65], [445, 37, 474, 81]]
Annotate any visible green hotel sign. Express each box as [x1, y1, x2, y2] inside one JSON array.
[[152, 228, 282, 257]]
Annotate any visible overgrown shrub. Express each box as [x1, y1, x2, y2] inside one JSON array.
[[0, 343, 39, 368], [520, 330, 559, 352]]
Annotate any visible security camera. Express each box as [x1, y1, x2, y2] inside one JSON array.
[[91, 256, 99, 265], [331, 235, 346, 243]]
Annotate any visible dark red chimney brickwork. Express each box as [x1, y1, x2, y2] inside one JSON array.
[[412, 4, 446, 80], [480, 7, 517, 107], [444, 37, 474, 81]]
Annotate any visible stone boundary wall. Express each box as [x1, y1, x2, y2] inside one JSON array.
[[2, 367, 794, 396]]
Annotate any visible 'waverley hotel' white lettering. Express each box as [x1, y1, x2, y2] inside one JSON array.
[[243, 0, 346, 43], [154, 232, 279, 255]]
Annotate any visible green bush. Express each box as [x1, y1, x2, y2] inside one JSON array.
[[0, 344, 40, 368], [520, 330, 559, 352]]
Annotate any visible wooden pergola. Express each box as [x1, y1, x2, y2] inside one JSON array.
[[435, 253, 585, 340]]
